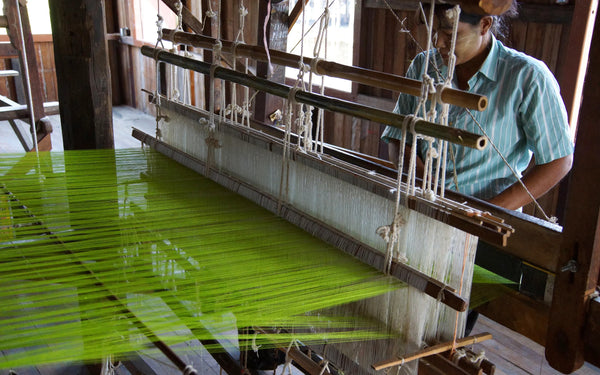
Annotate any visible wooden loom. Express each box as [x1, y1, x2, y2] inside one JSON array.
[[9, 0, 600, 373], [125, 4, 515, 371]]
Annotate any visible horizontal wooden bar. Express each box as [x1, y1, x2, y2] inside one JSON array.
[[161, 29, 488, 112], [372, 332, 492, 371], [0, 34, 53, 43], [161, 0, 204, 35], [0, 16, 8, 28], [446, 191, 562, 272], [0, 42, 19, 58], [0, 101, 59, 121], [142, 46, 487, 150], [0, 69, 18, 77]]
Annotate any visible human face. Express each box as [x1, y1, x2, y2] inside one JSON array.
[[434, 20, 486, 66]]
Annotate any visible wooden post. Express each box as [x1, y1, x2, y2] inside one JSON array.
[[49, 0, 114, 150], [3, 0, 51, 150], [545, 7, 600, 373], [557, 0, 598, 132]]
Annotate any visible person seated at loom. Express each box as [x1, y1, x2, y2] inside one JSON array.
[[381, 1, 574, 334]]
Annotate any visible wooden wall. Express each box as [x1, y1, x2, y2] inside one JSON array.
[[0, 35, 58, 103]]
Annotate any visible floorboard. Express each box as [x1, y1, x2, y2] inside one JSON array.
[[472, 315, 600, 374]]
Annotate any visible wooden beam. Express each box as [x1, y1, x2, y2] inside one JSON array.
[[584, 297, 600, 368], [288, 0, 310, 32], [446, 191, 562, 273], [476, 289, 549, 346], [161, 0, 204, 34], [0, 42, 18, 57], [373, 333, 492, 371], [557, 0, 598, 131], [545, 7, 600, 372], [142, 47, 488, 151], [3, 0, 49, 148], [49, 0, 114, 150], [163, 29, 488, 111], [0, 101, 59, 121]]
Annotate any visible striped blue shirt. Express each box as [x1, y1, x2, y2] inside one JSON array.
[[381, 36, 574, 200]]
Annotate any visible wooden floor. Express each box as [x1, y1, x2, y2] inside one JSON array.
[[471, 315, 600, 375], [1, 106, 599, 375], [0, 105, 157, 153]]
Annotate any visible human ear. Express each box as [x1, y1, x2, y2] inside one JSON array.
[[480, 16, 494, 35]]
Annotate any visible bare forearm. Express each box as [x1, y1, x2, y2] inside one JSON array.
[[488, 154, 573, 210]]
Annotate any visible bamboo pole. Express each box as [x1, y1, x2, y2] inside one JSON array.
[[372, 332, 493, 371], [141, 46, 487, 150], [161, 29, 488, 112]]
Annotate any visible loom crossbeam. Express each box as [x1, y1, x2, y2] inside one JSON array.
[[142, 97, 512, 248], [141, 46, 488, 151], [160, 28, 488, 112]]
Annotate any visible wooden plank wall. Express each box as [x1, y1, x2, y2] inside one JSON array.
[[106, 0, 267, 116], [0, 36, 57, 103]]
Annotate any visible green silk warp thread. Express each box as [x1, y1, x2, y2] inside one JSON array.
[[0, 149, 404, 369]]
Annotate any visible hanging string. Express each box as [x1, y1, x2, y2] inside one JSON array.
[[302, 2, 331, 154], [168, 0, 192, 105], [226, 2, 251, 127], [205, 0, 223, 175], [263, 0, 274, 78], [279, 0, 310, 211], [153, 0, 167, 140], [450, 233, 472, 356], [465, 110, 556, 222], [279, 339, 300, 375], [433, 5, 460, 198]]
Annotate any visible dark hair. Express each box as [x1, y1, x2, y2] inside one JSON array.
[[420, 1, 519, 40], [490, 2, 519, 40]]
